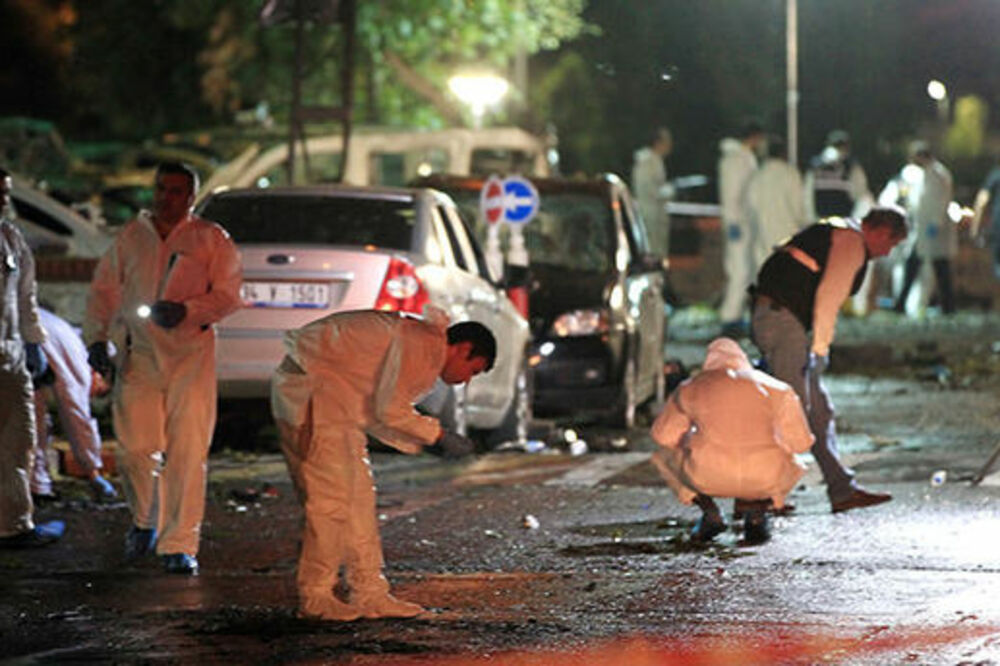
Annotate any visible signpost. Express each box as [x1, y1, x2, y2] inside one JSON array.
[[477, 174, 539, 318]]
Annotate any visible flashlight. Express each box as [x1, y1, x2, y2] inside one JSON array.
[[137, 304, 152, 319]]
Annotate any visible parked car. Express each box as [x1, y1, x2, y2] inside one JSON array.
[[10, 175, 112, 258], [196, 185, 532, 446], [413, 174, 667, 427], [8, 175, 114, 324]]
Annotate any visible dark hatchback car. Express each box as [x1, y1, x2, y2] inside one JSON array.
[[414, 174, 666, 427]]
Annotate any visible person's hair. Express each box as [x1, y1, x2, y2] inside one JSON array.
[[652, 127, 672, 146], [862, 205, 908, 239], [909, 139, 932, 159], [156, 161, 199, 193], [826, 129, 850, 147], [767, 134, 787, 159], [0, 167, 9, 179], [737, 119, 764, 140], [447, 321, 496, 371]]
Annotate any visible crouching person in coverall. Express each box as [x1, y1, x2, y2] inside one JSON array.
[[271, 307, 494, 621], [650, 338, 814, 544], [84, 162, 242, 575]]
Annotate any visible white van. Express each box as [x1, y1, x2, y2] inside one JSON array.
[[198, 126, 553, 202]]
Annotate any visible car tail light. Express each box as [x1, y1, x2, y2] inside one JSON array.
[[375, 257, 429, 315]]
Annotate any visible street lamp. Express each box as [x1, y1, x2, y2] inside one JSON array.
[[927, 79, 949, 123], [448, 73, 510, 128]]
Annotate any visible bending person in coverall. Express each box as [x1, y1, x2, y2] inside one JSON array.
[[32, 307, 117, 503], [750, 207, 907, 513], [651, 338, 813, 544], [271, 307, 494, 621], [0, 167, 65, 548], [84, 162, 242, 574]]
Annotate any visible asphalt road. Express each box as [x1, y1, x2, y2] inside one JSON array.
[[4, 310, 1000, 664]]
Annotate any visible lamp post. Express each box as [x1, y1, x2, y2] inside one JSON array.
[[927, 79, 949, 123], [447, 73, 510, 128]]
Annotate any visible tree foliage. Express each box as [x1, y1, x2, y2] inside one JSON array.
[[53, 0, 590, 137]]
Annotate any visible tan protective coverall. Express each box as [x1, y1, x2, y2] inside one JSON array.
[[271, 307, 448, 615], [84, 212, 242, 556], [0, 219, 46, 537], [651, 338, 814, 507]]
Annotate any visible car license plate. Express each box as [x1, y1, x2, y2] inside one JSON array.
[[241, 281, 330, 309]]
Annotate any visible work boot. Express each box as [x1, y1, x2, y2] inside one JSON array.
[[356, 593, 425, 619], [0, 521, 65, 548], [90, 475, 118, 501], [299, 596, 361, 622], [742, 511, 772, 546], [124, 526, 157, 560], [689, 514, 726, 543], [162, 553, 199, 575]]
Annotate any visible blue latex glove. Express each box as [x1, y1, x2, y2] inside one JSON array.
[[24, 342, 47, 380]]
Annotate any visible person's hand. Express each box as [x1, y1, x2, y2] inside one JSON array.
[[432, 430, 476, 459], [808, 352, 829, 376], [87, 341, 113, 377], [24, 342, 47, 380], [150, 300, 186, 329]]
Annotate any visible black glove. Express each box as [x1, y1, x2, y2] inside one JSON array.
[[88, 341, 113, 377], [150, 300, 187, 329], [433, 430, 476, 459], [24, 342, 47, 380]]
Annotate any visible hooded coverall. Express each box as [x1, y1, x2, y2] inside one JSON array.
[[84, 212, 242, 556], [632, 146, 673, 257], [651, 338, 813, 508], [746, 157, 807, 272], [717, 138, 759, 324], [31, 308, 104, 496], [896, 159, 955, 314], [0, 219, 46, 538], [271, 307, 449, 617]]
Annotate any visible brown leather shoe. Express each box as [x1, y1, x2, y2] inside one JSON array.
[[831, 487, 892, 514]]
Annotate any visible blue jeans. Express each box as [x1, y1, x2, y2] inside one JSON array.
[[750, 303, 856, 503]]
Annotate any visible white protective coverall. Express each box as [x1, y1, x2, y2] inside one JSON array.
[[650, 338, 814, 507], [271, 307, 449, 617], [632, 146, 674, 257], [0, 218, 46, 538], [746, 157, 807, 272], [717, 138, 759, 323], [84, 211, 242, 556], [31, 308, 104, 495]]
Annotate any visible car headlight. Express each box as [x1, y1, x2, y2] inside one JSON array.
[[550, 309, 609, 337]]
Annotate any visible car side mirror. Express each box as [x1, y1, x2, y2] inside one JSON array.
[[632, 252, 666, 275]]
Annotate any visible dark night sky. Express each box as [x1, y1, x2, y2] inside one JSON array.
[[563, 0, 1000, 197]]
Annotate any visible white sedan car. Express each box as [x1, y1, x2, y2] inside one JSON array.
[[197, 185, 532, 446]]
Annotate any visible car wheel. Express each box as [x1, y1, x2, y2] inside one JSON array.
[[483, 357, 533, 449], [610, 355, 637, 429]]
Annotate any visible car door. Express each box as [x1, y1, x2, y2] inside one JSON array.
[[433, 200, 527, 424], [616, 184, 665, 401]]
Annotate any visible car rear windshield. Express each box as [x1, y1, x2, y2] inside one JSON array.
[[200, 194, 415, 248], [447, 190, 613, 273]]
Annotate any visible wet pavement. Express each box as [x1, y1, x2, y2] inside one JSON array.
[[5, 310, 1000, 664]]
